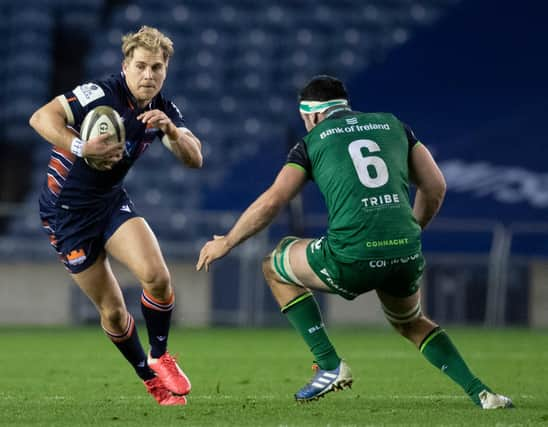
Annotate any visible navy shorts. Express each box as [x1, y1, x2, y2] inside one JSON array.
[[39, 191, 139, 274]]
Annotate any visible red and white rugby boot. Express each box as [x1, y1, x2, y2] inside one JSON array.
[[143, 377, 187, 406], [148, 352, 191, 396]]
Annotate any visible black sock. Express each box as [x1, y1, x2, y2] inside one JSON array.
[[103, 313, 155, 381], [141, 290, 175, 358]]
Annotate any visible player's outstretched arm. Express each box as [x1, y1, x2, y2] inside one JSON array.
[[138, 110, 203, 168], [409, 143, 446, 229], [196, 165, 307, 272]]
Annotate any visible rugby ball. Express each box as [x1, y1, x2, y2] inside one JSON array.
[[80, 106, 125, 170]]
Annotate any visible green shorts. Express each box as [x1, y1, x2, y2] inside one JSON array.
[[306, 237, 425, 300]]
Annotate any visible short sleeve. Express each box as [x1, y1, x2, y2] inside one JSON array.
[[286, 140, 312, 177], [401, 121, 421, 152], [58, 81, 112, 127]]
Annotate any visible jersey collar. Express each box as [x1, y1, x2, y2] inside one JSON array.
[[325, 106, 353, 119]]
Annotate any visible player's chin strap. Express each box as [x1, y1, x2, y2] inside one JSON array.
[[299, 99, 348, 114]]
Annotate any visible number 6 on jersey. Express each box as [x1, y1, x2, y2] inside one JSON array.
[[348, 139, 389, 188]]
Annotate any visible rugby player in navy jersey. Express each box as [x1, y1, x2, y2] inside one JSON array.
[[29, 26, 202, 406]]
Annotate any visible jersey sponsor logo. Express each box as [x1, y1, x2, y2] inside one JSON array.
[[320, 123, 390, 140], [73, 83, 105, 106], [311, 237, 325, 253], [120, 204, 132, 213], [361, 193, 401, 208], [368, 253, 420, 268], [145, 122, 159, 133], [320, 268, 358, 298], [366, 238, 409, 248], [345, 117, 358, 125], [66, 248, 86, 266], [319, 268, 333, 284]]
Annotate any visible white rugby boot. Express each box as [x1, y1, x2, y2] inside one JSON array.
[[479, 390, 514, 409]]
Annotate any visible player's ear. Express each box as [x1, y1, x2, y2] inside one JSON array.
[[311, 113, 322, 126]]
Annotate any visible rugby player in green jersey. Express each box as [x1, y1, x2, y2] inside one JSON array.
[[196, 75, 512, 409]]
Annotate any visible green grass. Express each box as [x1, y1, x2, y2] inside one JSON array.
[[1, 327, 547, 426]]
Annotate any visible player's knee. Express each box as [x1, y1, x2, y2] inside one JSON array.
[[265, 236, 301, 285], [101, 306, 127, 331], [141, 265, 171, 298], [140, 263, 170, 287]]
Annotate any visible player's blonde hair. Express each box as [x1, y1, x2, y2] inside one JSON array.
[[122, 25, 174, 63]]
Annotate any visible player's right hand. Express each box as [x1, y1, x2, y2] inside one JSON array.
[[196, 235, 232, 272], [82, 133, 125, 163]]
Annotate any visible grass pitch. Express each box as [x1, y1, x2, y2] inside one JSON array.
[[1, 327, 547, 426]]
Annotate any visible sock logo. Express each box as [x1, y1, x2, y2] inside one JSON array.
[[137, 360, 146, 368], [308, 323, 324, 334], [156, 336, 167, 342]]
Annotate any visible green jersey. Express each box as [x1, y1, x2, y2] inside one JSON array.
[[287, 109, 422, 261]]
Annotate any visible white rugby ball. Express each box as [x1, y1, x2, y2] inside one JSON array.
[[80, 106, 125, 170]]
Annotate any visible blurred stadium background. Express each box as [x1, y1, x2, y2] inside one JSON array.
[[0, 0, 547, 329]]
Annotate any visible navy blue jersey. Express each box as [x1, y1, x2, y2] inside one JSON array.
[[39, 72, 185, 209]]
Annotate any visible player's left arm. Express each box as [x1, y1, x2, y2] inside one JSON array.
[[196, 165, 307, 272], [137, 109, 203, 168]]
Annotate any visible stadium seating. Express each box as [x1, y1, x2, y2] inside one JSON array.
[[1, 0, 455, 252]]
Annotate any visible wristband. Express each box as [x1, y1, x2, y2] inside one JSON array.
[[70, 137, 85, 158]]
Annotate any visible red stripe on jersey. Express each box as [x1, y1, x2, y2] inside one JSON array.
[[48, 157, 70, 179], [47, 174, 61, 195], [53, 147, 76, 163], [49, 234, 58, 246]]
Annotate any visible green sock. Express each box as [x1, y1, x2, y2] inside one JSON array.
[[282, 293, 341, 370], [420, 327, 490, 405]]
